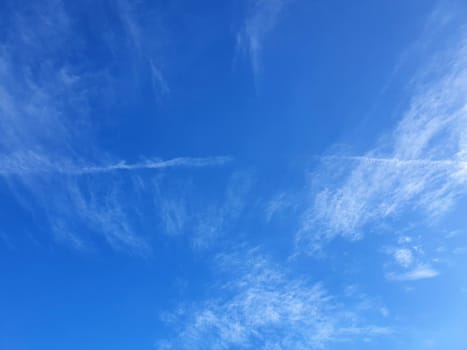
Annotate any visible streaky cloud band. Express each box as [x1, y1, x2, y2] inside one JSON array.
[[79, 156, 232, 174], [318, 155, 467, 169], [0, 153, 232, 176], [385, 265, 439, 281]]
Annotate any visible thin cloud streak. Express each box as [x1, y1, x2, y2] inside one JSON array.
[[386, 265, 439, 281], [80, 156, 231, 174], [237, 0, 288, 79], [319, 155, 467, 170], [0, 154, 231, 176]]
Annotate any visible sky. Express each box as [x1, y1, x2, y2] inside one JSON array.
[[1, 0, 467, 349]]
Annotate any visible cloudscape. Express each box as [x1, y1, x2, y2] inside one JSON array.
[[1, 1, 466, 349]]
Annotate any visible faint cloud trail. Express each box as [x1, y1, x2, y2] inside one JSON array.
[[76, 156, 231, 174], [0, 154, 231, 176], [237, 0, 288, 80], [319, 155, 467, 169]]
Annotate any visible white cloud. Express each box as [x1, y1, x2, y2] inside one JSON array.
[[394, 248, 414, 268], [298, 33, 467, 251], [116, 0, 169, 98], [158, 250, 391, 349], [0, 152, 230, 176], [383, 230, 457, 281], [156, 192, 189, 237], [150, 60, 170, 96], [237, 0, 287, 78], [386, 265, 439, 281]]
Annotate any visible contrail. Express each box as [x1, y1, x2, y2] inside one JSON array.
[[0, 154, 232, 176], [78, 157, 232, 174], [319, 155, 467, 168]]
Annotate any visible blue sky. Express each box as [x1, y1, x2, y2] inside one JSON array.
[[1, 0, 467, 349]]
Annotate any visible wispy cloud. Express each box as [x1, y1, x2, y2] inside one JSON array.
[[0, 153, 230, 176], [116, 0, 169, 98], [319, 155, 467, 170], [157, 249, 391, 349], [298, 33, 467, 252], [237, 0, 288, 79], [382, 233, 445, 282], [386, 265, 439, 281], [393, 248, 414, 268], [0, 1, 228, 253], [149, 172, 251, 245], [193, 172, 253, 249], [264, 192, 291, 222]]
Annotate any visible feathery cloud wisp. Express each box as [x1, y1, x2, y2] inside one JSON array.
[[298, 36, 467, 251], [237, 0, 287, 78], [0, 0, 228, 253], [158, 250, 392, 349]]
